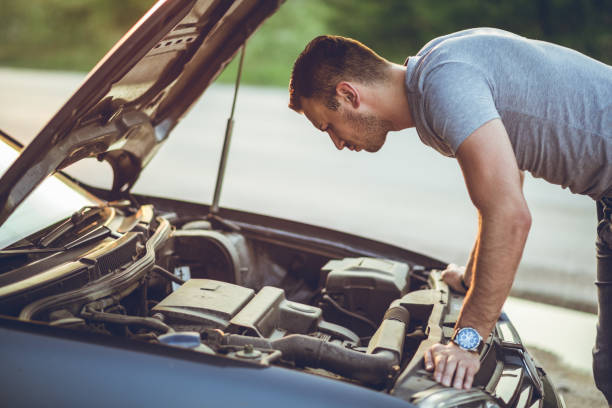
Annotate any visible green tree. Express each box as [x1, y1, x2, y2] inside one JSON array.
[[0, 0, 609, 84], [326, 0, 611, 64]]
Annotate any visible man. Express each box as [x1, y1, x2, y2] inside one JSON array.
[[288, 28, 612, 403]]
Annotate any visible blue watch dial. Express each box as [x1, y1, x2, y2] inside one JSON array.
[[455, 327, 482, 351]]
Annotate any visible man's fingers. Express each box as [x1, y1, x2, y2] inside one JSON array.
[[441, 357, 457, 387], [440, 270, 456, 285], [453, 362, 467, 389], [464, 362, 480, 389], [433, 354, 447, 382], [441, 274, 465, 294], [424, 349, 434, 371], [429, 343, 481, 388]]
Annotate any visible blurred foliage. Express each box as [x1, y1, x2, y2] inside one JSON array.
[[0, 0, 148, 70], [326, 0, 612, 65], [0, 0, 610, 86], [216, 0, 333, 86]]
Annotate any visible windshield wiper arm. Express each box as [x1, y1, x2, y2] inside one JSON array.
[[38, 206, 104, 248], [0, 247, 66, 256], [0, 226, 111, 257]]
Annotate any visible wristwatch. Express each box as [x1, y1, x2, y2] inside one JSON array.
[[452, 327, 483, 353]]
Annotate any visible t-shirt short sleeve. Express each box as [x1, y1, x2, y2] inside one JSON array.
[[422, 62, 501, 154]]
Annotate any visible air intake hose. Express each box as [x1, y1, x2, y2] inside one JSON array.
[[223, 303, 410, 387]]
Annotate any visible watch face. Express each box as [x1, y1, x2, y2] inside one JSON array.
[[456, 327, 481, 350]]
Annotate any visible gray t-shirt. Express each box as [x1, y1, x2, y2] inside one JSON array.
[[404, 28, 612, 200]]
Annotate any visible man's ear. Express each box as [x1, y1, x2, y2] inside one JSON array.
[[336, 82, 360, 109]]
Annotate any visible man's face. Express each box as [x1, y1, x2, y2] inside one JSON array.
[[300, 97, 390, 152]]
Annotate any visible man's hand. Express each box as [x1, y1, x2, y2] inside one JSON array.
[[441, 263, 467, 294], [424, 342, 480, 389]]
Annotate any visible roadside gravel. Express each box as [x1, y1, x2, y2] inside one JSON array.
[[528, 346, 607, 408]]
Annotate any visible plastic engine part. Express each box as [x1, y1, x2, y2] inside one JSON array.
[[323, 257, 410, 323]]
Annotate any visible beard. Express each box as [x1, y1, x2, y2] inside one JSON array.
[[341, 108, 392, 152]]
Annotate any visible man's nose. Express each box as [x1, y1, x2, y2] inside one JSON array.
[[329, 132, 345, 150]]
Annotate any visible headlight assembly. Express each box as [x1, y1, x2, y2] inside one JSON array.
[[412, 388, 501, 408]]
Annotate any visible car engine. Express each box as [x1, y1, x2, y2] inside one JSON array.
[[150, 256, 413, 387], [147, 219, 423, 387], [0, 205, 438, 390], [0, 204, 565, 407]]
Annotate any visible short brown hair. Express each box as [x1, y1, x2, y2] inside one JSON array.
[[289, 35, 389, 112]]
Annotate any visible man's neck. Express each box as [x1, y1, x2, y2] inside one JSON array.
[[378, 64, 414, 131]]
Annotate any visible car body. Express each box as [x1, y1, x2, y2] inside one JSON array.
[[0, 1, 565, 407]]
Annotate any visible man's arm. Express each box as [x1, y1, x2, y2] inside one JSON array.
[[443, 170, 525, 293], [424, 118, 531, 389]]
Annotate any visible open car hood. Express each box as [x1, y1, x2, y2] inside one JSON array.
[[0, 0, 283, 227]]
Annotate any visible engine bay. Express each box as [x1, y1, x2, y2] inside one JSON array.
[[146, 214, 437, 389], [0, 203, 445, 392], [0, 202, 564, 407]]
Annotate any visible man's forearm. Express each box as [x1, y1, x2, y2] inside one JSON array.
[[463, 224, 481, 287], [455, 208, 530, 337]]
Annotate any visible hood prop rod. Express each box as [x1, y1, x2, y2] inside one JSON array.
[[208, 45, 246, 231]]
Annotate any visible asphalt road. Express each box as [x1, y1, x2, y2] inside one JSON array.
[[0, 68, 605, 406]]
